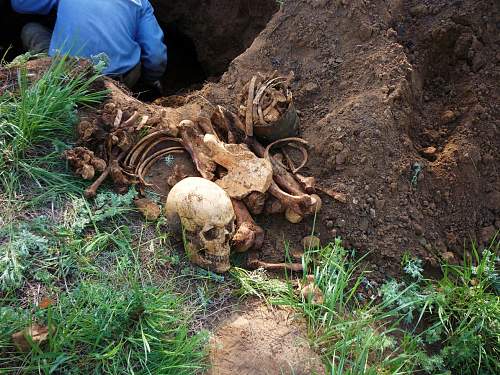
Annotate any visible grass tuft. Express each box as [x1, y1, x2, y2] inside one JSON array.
[[0, 54, 106, 196], [0, 281, 208, 374]]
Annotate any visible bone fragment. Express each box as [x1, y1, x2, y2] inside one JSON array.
[[244, 191, 267, 215], [247, 258, 304, 272], [136, 115, 149, 131], [231, 199, 265, 252], [113, 109, 123, 128], [122, 111, 139, 128], [245, 76, 257, 137], [317, 188, 348, 203], [285, 208, 303, 223], [179, 120, 217, 180], [294, 174, 316, 194], [204, 134, 273, 199]]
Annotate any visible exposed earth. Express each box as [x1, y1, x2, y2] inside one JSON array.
[[1, 0, 499, 373], [208, 301, 324, 375], [198, 0, 500, 278]]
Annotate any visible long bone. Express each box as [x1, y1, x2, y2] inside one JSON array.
[[231, 199, 265, 252], [178, 120, 217, 180]]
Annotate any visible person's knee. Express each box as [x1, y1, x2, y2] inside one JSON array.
[[21, 23, 51, 53], [21, 23, 42, 41]]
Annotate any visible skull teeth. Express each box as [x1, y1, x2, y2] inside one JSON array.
[[201, 253, 229, 263]]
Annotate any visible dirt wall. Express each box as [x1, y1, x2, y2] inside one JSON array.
[[201, 0, 500, 277], [150, 0, 279, 76]]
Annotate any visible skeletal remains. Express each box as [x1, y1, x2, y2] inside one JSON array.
[[165, 177, 235, 273], [65, 72, 335, 273]]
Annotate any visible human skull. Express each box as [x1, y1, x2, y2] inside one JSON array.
[[165, 177, 235, 273]]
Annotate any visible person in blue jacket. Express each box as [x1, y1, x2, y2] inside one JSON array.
[[11, 0, 168, 89]]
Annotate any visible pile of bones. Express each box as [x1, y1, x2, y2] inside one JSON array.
[[65, 72, 324, 273]]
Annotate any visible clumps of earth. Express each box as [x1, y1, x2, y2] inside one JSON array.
[[208, 0, 499, 278], [15, 0, 499, 279]]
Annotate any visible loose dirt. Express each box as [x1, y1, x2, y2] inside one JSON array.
[[5, 0, 498, 278], [200, 0, 499, 278], [208, 301, 324, 375]]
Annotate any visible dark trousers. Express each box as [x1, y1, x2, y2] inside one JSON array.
[[21, 22, 141, 88]]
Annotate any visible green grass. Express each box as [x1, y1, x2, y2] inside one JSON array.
[[1, 280, 208, 374], [0, 191, 209, 374], [283, 240, 426, 374], [232, 237, 500, 374], [0, 56, 211, 374], [382, 238, 500, 375], [0, 54, 106, 197]]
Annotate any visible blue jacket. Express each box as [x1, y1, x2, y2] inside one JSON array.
[[11, 0, 167, 81]]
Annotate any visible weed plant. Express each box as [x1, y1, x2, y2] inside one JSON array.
[[232, 238, 500, 374], [0, 55, 106, 196]]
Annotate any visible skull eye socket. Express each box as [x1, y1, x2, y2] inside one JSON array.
[[202, 227, 219, 241]]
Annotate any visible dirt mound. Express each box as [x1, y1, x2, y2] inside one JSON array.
[[208, 301, 324, 375], [15, 0, 498, 279], [200, 0, 499, 277]]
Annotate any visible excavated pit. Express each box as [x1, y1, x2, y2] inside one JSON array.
[[0, 0, 279, 95], [2, 0, 498, 281]]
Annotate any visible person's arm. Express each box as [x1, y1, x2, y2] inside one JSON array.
[[11, 0, 58, 15], [136, 0, 167, 83]]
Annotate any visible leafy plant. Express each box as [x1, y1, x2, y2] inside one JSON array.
[[0, 228, 49, 292], [66, 187, 137, 234], [381, 239, 500, 374]]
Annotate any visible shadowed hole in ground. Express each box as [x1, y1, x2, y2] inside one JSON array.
[[0, 0, 279, 99]]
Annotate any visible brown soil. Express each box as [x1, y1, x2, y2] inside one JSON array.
[[208, 301, 324, 375], [7, 0, 498, 279], [198, 0, 500, 277]]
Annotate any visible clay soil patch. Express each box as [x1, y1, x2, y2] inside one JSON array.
[[208, 301, 324, 375]]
